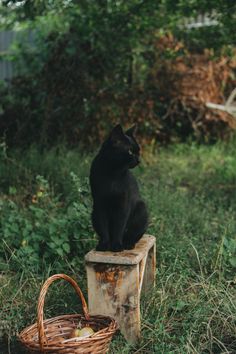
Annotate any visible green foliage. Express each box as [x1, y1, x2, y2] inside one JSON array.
[[0, 1, 161, 146], [0, 171, 94, 272], [1, 140, 236, 275], [111, 271, 236, 353], [1, 141, 236, 353], [162, 0, 236, 52], [145, 141, 236, 277], [0, 1, 235, 147]]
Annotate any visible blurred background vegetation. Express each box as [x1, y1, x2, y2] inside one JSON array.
[[0, 1, 236, 353], [0, 0, 235, 147]]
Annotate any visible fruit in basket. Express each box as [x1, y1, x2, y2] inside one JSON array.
[[69, 328, 81, 338], [69, 326, 94, 339], [78, 327, 94, 337]]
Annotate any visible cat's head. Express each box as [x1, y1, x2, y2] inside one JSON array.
[[103, 124, 140, 169]]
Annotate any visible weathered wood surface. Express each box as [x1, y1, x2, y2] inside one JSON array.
[[85, 234, 156, 265], [85, 235, 156, 343], [142, 243, 156, 294], [86, 263, 140, 343]]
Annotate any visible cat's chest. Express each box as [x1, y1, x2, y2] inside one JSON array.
[[110, 173, 139, 197], [109, 177, 128, 196]]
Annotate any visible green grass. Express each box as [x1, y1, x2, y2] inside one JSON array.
[[0, 141, 236, 353]]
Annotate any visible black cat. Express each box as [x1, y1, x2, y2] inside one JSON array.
[[89, 124, 148, 252]]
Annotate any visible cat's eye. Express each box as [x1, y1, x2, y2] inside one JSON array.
[[128, 149, 133, 156]]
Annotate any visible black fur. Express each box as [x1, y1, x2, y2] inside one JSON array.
[[89, 124, 148, 252]]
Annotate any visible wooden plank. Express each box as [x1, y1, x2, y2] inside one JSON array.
[[86, 262, 140, 343], [85, 235, 156, 265], [142, 244, 156, 294], [138, 254, 147, 295]]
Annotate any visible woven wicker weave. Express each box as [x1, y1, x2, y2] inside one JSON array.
[[18, 274, 118, 353]]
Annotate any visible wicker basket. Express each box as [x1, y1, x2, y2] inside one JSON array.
[[18, 274, 118, 353]]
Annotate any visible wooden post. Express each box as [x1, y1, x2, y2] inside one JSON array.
[[142, 243, 156, 294], [85, 235, 156, 343]]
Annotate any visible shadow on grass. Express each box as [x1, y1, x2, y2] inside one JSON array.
[[0, 339, 27, 354]]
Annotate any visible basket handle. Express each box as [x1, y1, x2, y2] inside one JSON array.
[[37, 273, 90, 350]]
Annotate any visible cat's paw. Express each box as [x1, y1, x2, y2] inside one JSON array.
[[110, 244, 124, 252], [96, 242, 110, 251], [124, 243, 135, 250]]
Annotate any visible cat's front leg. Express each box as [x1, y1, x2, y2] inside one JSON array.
[[123, 200, 148, 249], [92, 207, 110, 251], [109, 210, 129, 252]]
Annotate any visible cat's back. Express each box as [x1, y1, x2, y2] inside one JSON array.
[[89, 151, 111, 196], [90, 152, 100, 175], [89, 152, 103, 186]]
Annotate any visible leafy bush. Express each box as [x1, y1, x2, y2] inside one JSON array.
[[0, 173, 94, 272], [0, 1, 236, 148], [0, 1, 160, 147]]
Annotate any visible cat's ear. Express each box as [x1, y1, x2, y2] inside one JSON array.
[[110, 124, 124, 142], [126, 125, 137, 137]]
